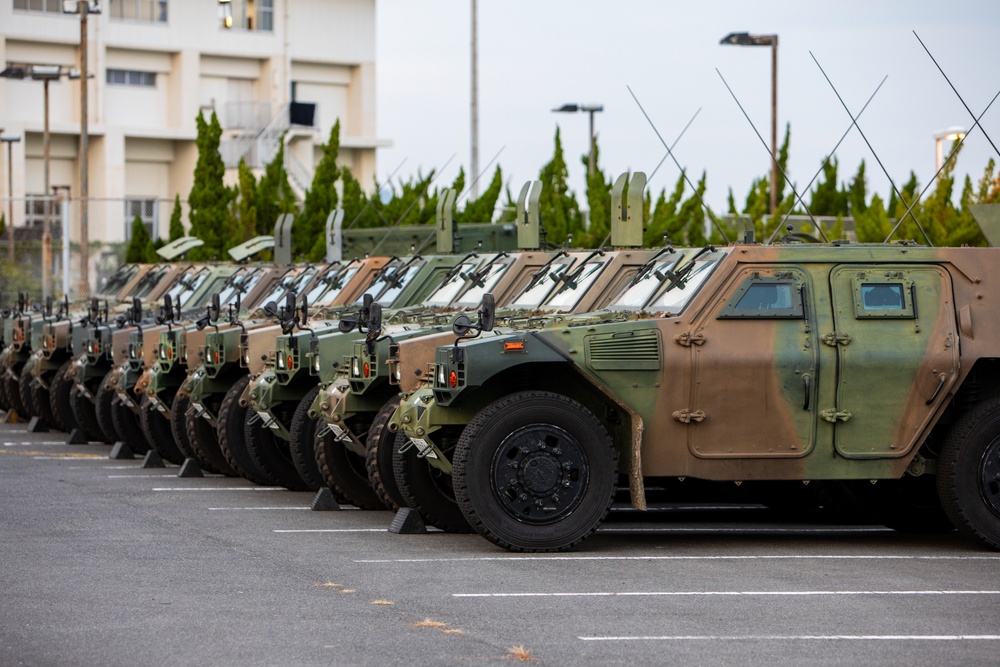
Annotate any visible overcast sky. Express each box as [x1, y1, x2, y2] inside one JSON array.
[[374, 0, 999, 215]]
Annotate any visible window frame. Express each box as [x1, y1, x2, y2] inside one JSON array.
[[717, 275, 805, 320]]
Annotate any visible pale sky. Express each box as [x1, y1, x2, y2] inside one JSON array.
[[374, 0, 1000, 214]]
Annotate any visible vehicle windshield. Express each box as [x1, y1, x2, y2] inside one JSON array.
[[167, 268, 210, 306], [647, 259, 719, 313], [509, 258, 575, 309], [216, 268, 267, 306], [97, 265, 140, 298], [260, 267, 317, 305], [454, 260, 512, 307], [610, 257, 682, 310], [424, 260, 481, 307], [354, 260, 409, 305], [543, 258, 610, 310], [376, 263, 424, 306], [306, 264, 361, 306], [184, 274, 232, 309], [128, 265, 172, 299]]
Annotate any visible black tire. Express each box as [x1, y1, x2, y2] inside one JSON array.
[[185, 402, 239, 477], [393, 431, 472, 533], [18, 370, 37, 420], [453, 391, 618, 552], [288, 386, 324, 491], [315, 429, 384, 510], [938, 397, 1000, 550], [169, 393, 199, 461], [245, 407, 309, 492], [49, 360, 80, 434], [29, 370, 58, 430], [94, 371, 119, 444], [70, 381, 106, 443], [0, 367, 9, 412], [364, 395, 404, 511], [139, 397, 186, 465], [217, 375, 273, 485], [4, 373, 27, 416], [111, 394, 150, 455]]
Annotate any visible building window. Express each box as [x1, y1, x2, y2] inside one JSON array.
[[24, 195, 62, 233], [125, 198, 158, 241], [108, 0, 168, 23], [229, 0, 273, 32], [13, 0, 64, 14], [107, 69, 157, 87]]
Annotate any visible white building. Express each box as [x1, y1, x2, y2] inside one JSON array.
[[0, 0, 385, 244]]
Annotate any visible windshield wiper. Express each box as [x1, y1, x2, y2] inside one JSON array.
[[660, 244, 716, 292], [628, 245, 677, 287], [558, 249, 605, 289], [464, 252, 509, 288], [521, 250, 569, 292]]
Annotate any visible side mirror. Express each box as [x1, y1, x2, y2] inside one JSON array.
[[338, 316, 358, 334], [263, 301, 279, 319], [210, 292, 221, 322], [45, 295, 53, 316], [479, 293, 495, 332], [369, 302, 382, 333], [132, 297, 142, 323], [300, 296, 309, 326], [452, 314, 474, 337], [284, 292, 295, 320], [90, 297, 99, 320], [164, 294, 174, 321]]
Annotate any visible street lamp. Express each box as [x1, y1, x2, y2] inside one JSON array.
[[721, 31, 779, 214], [934, 126, 966, 171], [552, 103, 604, 178], [1, 134, 21, 263], [217, 0, 234, 29], [63, 0, 101, 298]]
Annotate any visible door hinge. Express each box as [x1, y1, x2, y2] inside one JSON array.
[[821, 332, 852, 347], [673, 409, 707, 424], [674, 332, 706, 347], [820, 408, 853, 423]]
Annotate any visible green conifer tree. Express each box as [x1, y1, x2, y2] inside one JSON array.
[[187, 111, 234, 260], [537, 127, 582, 246], [168, 194, 184, 241], [233, 159, 258, 244], [125, 216, 155, 263], [580, 141, 611, 248], [256, 142, 298, 238], [644, 172, 686, 247], [300, 121, 343, 261]]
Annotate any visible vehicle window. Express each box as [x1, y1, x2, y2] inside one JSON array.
[[610, 259, 679, 310], [378, 265, 423, 306], [649, 259, 718, 314], [853, 279, 914, 319], [544, 259, 609, 309], [309, 265, 360, 305], [862, 284, 903, 310], [425, 261, 480, 306], [510, 260, 574, 309], [456, 261, 511, 306], [257, 268, 316, 305], [718, 279, 803, 319], [184, 275, 230, 309]]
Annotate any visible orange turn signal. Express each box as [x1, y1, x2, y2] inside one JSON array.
[[363, 362, 370, 378], [448, 371, 458, 388], [503, 341, 525, 352]]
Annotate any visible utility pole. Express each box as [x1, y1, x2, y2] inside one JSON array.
[[470, 0, 479, 199]]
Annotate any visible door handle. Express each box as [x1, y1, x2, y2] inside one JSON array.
[[925, 373, 947, 406], [802, 374, 811, 411]]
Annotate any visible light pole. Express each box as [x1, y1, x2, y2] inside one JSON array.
[[721, 31, 779, 214], [470, 0, 479, 198], [934, 126, 966, 172], [1, 134, 21, 262], [63, 0, 101, 299], [551, 103, 604, 178]]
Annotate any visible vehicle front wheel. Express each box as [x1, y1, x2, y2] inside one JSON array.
[[938, 397, 1000, 550], [453, 391, 617, 552]]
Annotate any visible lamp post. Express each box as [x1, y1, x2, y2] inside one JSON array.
[[1, 134, 21, 262], [63, 0, 101, 299], [470, 0, 478, 198], [934, 126, 966, 172], [551, 103, 604, 178], [721, 31, 779, 214]]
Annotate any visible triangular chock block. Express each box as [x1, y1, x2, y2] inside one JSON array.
[[27, 417, 49, 433], [141, 450, 165, 469], [387, 507, 427, 534], [177, 458, 203, 478], [310, 487, 341, 511], [65, 428, 89, 445], [1, 409, 20, 424], [109, 441, 134, 460]]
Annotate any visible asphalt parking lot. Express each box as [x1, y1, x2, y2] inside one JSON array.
[[2, 422, 999, 667]]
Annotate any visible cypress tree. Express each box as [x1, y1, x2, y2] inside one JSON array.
[[187, 111, 234, 260], [126, 216, 155, 263], [458, 166, 503, 223], [233, 158, 258, 244], [256, 142, 297, 238], [340, 167, 379, 229], [537, 127, 582, 246], [581, 141, 611, 248], [300, 121, 342, 261], [644, 172, 686, 247], [168, 194, 184, 241]]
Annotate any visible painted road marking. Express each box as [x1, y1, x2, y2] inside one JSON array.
[[578, 634, 1000, 642], [4, 441, 69, 446], [454, 590, 1000, 598], [273, 528, 386, 533], [108, 474, 178, 478], [357, 554, 1000, 563], [152, 487, 286, 492], [208, 506, 311, 511], [597, 527, 893, 534]]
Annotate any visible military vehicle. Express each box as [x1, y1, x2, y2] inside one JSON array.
[[391, 222, 1000, 552]]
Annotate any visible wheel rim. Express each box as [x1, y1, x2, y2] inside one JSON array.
[[490, 424, 588, 525], [979, 435, 1000, 519]]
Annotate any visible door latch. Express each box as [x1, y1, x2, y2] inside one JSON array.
[[674, 332, 706, 347], [821, 332, 852, 347], [673, 409, 707, 424], [820, 408, 853, 423]]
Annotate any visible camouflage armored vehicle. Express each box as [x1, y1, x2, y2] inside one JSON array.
[[394, 234, 1000, 552]]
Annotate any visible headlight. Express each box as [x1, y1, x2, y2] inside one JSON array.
[[241, 347, 250, 366], [159, 344, 167, 360], [313, 355, 321, 373], [128, 343, 137, 359], [436, 364, 445, 386], [394, 365, 401, 382], [277, 354, 286, 370], [351, 357, 360, 377]]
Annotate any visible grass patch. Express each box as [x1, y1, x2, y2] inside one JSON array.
[[506, 646, 535, 661]]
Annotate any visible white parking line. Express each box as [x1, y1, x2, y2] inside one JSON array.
[[356, 554, 1000, 563], [108, 474, 178, 478], [209, 506, 311, 511], [598, 527, 893, 533], [454, 590, 1000, 598], [578, 634, 1000, 642], [4, 441, 68, 446], [152, 487, 286, 492], [273, 528, 385, 533]]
